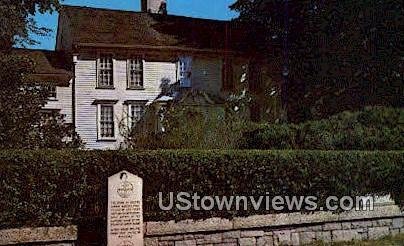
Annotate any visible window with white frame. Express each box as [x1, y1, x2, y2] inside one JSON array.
[[98, 56, 114, 88], [98, 105, 115, 139], [128, 102, 146, 129], [128, 58, 144, 88]]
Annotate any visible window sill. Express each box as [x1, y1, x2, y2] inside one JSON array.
[[97, 139, 117, 142], [127, 87, 145, 90], [95, 87, 115, 90]]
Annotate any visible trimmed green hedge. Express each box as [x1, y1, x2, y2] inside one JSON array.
[[0, 150, 403, 229], [244, 107, 404, 150]]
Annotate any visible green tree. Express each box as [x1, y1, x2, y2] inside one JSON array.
[[231, 0, 403, 122], [0, 0, 60, 49], [0, 0, 81, 149]]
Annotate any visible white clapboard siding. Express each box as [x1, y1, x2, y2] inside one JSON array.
[[191, 58, 223, 95], [75, 58, 177, 150], [143, 61, 178, 90], [43, 83, 73, 123], [42, 56, 234, 150]]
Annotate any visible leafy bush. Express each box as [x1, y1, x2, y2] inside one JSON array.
[[0, 149, 402, 230], [245, 107, 404, 150], [127, 104, 256, 149]]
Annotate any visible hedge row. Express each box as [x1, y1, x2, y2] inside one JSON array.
[[244, 107, 404, 150], [1, 150, 403, 229]]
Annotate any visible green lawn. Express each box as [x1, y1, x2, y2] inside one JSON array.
[[309, 233, 404, 245]]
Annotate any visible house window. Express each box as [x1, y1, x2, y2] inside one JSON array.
[[98, 56, 114, 88], [178, 56, 192, 87], [46, 85, 57, 99], [99, 105, 115, 139], [128, 58, 143, 88], [128, 102, 146, 129]]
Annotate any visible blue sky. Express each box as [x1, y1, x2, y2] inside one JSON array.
[[31, 0, 238, 50]]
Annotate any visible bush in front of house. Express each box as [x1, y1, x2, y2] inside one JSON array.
[[128, 106, 402, 151], [0, 149, 402, 229], [127, 103, 256, 150], [244, 107, 404, 150]]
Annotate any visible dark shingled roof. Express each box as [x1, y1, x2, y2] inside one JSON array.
[[12, 49, 72, 86], [61, 5, 248, 52]]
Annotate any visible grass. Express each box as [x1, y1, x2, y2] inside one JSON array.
[[309, 233, 404, 245]]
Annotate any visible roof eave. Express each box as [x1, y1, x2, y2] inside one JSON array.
[[24, 73, 72, 87], [74, 42, 247, 56]]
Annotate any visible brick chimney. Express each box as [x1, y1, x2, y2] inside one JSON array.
[[141, 0, 167, 14]]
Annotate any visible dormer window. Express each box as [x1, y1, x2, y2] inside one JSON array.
[[127, 58, 144, 89], [97, 56, 114, 88]]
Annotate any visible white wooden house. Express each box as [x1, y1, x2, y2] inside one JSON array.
[[23, 0, 250, 149]]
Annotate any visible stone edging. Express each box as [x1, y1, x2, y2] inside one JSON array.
[[0, 225, 77, 245], [0, 206, 402, 245], [145, 205, 403, 236]]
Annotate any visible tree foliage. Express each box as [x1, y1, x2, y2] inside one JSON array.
[[0, 53, 81, 149], [0, 0, 81, 149], [125, 99, 255, 149], [244, 106, 404, 150], [231, 0, 403, 122], [0, 0, 60, 49]]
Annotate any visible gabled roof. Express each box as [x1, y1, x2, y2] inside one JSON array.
[[60, 5, 248, 53], [12, 49, 72, 86]]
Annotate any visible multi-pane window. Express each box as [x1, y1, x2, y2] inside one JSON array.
[[128, 103, 145, 128], [128, 59, 143, 88], [98, 56, 113, 88], [100, 105, 114, 138]]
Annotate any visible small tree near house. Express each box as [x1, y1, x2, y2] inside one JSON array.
[[0, 0, 82, 149], [0, 54, 82, 149], [123, 89, 256, 150]]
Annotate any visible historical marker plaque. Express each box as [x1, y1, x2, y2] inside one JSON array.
[[108, 171, 143, 246]]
